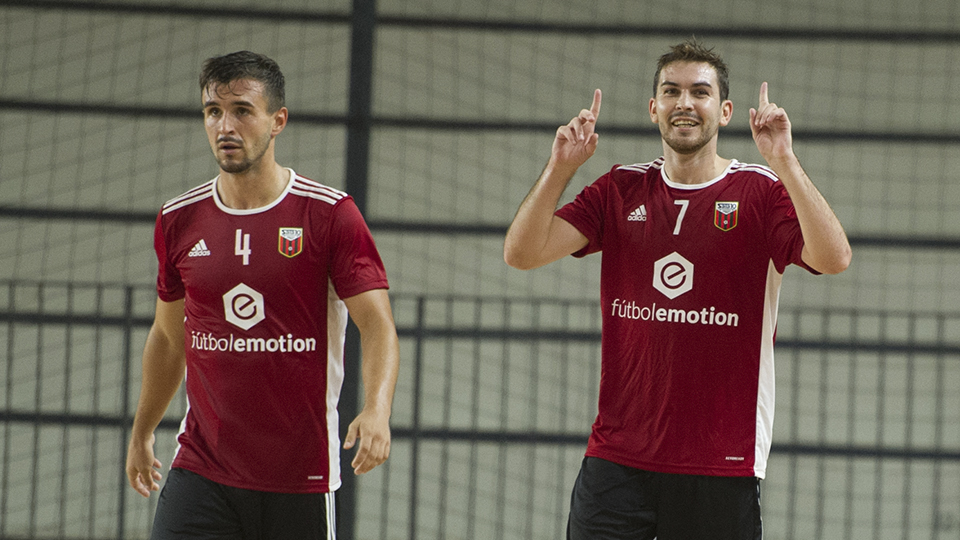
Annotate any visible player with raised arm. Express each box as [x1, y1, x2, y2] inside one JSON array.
[[504, 40, 850, 540]]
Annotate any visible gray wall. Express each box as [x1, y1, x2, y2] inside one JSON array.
[[1, 1, 959, 539]]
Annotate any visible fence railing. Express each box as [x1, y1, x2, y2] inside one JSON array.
[[2, 280, 958, 539]]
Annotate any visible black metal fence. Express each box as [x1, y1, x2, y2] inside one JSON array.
[[2, 280, 959, 539]]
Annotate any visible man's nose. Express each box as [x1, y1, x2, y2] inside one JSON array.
[[676, 91, 694, 110], [217, 114, 236, 135]]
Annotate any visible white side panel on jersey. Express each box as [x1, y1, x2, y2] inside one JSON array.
[[325, 279, 348, 491], [754, 259, 783, 479]]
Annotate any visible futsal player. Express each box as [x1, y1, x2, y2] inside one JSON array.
[[125, 51, 400, 539], [504, 40, 851, 539]]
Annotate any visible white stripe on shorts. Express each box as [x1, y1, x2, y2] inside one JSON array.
[[326, 491, 337, 540]]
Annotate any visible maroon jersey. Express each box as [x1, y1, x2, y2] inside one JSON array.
[[556, 159, 814, 478], [155, 169, 388, 493]]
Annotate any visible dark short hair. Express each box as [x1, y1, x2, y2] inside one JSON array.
[[199, 51, 285, 112], [653, 40, 729, 102]]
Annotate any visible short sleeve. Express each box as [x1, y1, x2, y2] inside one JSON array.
[[327, 198, 390, 299], [155, 211, 186, 302], [555, 168, 617, 258], [765, 181, 817, 275]]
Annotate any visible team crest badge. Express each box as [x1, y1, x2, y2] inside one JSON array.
[[714, 201, 739, 231], [278, 227, 303, 258]]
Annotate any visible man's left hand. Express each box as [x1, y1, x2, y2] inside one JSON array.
[[343, 407, 392, 475]]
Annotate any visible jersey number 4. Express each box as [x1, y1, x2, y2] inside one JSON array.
[[235, 229, 251, 265]]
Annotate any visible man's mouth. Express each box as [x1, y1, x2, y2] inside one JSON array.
[[670, 116, 699, 127], [218, 138, 242, 151]]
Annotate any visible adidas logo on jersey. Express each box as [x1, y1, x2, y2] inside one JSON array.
[[628, 205, 647, 222], [188, 239, 211, 257]]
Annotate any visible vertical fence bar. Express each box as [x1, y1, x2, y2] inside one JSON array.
[[814, 312, 830, 539], [495, 299, 510, 540], [1, 282, 13, 539], [872, 312, 889, 540], [930, 315, 945, 540], [407, 296, 425, 540], [116, 285, 135, 538], [436, 299, 454, 537], [524, 300, 541, 538], [554, 302, 571, 540], [58, 283, 74, 538], [785, 309, 802, 537], [28, 283, 43, 538], [88, 284, 104, 538], [376, 438, 391, 539], [342, 1, 377, 536], [902, 314, 917, 540], [466, 298, 481, 539], [844, 314, 859, 540]]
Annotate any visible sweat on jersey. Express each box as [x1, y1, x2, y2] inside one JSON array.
[[154, 169, 388, 493], [555, 158, 815, 479]]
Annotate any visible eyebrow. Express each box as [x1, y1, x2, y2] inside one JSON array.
[[203, 99, 257, 109], [660, 80, 714, 89]]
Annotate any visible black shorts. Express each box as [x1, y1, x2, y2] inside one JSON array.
[[151, 468, 336, 540], [567, 457, 762, 540]]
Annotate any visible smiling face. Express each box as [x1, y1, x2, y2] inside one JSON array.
[[649, 61, 733, 156], [202, 78, 286, 175]]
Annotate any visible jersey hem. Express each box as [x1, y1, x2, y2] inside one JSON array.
[[172, 462, 338, 494], [585, 448, 759, 478]]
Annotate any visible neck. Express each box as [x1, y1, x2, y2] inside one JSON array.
[[661, 142, 730, 185], [217, 160, 288, 210]]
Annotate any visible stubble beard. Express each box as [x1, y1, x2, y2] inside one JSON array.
[[660, 122, 717, 155], [659, 107, 726, 155], [215, 133, 272, 174]]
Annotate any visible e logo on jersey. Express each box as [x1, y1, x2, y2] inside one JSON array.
[[714, 201, 739, 231], [279, 228, 303, 258], [223, 283, 265, 330], [653, 252, 693, 299]]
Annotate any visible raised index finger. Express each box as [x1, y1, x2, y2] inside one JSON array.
[[758, 82, 769, 108], [590, 89, 602, 119]]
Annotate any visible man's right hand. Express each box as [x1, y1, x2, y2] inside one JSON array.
[[126, 433, 163, 497], [503, 90, 598, 270], [550, 89, 602, 173]]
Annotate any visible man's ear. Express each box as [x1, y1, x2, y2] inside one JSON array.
[[272, 107, 288, 136], [719, 100, 733, 127]]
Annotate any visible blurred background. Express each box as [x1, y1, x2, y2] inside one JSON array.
[[1, 0, 958, 538]]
